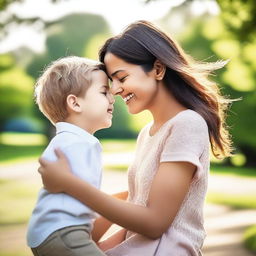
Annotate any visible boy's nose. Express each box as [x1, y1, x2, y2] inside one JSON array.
[[108, 93, 115, 104]]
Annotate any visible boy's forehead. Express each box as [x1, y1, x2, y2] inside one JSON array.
[[90, 70, 110, 87]]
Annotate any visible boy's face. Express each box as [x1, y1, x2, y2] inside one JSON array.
[[78, 70, 114, 133]]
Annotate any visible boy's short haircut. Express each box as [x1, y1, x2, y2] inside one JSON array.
[[35, 56, 105, 124]]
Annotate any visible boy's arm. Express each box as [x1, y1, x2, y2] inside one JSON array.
[[92, 191, 128, 242]]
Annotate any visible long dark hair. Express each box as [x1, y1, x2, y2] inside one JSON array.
[[99, 20, 233, 159]]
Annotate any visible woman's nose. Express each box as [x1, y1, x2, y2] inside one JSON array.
[[111, 81, 123, 95]]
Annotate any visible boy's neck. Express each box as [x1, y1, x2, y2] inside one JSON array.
[[64, 116, 95, 135]]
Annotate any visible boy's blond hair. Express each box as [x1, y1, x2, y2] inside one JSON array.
[[35, 56, 104, 124]]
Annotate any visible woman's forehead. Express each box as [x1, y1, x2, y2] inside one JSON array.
[[104, 53, 132, 76]]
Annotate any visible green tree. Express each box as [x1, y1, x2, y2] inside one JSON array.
[[216, 0, 256, 42], [0, 54, 34, 132]]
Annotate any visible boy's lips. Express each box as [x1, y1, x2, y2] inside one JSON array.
[[107, 107, 114, 114]]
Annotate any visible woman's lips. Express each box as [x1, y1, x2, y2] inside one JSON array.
[[123, 93, 134, 103]]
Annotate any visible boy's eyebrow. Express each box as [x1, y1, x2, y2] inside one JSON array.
[[110, 70, 124, 77], [101, 85, 110, 89]]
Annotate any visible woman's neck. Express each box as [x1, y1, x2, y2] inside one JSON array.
[[149, 83, 187, 127]]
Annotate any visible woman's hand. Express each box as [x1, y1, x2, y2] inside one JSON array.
[[38, 148, 73, 193], [97, 229, 127, 252]]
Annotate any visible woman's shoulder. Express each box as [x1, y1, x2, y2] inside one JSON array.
[[171, 109, 208, 130], [136, 121, 152, 141]]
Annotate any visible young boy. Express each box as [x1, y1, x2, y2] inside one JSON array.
[[27, 56, 114, 256]]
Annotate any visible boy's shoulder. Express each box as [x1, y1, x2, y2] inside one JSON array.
[[53, 131, 101, 151], [55, 122, 100, 146], [42, 132, 101, 161]]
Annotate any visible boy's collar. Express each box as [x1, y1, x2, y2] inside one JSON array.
[[55, 122, 99, 144]]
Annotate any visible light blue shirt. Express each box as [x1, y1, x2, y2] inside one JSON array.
[[27, 122, 102, 248]]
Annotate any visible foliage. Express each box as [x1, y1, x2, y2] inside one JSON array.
[[26, 13, 111, 78], [146, 0, 256, 42], [216, 0, 256, 42], [0, 54, 34, 131], [0, 0, 64, 10], [0, 0, 22, 10], [244, 225, 256, 253], [172, 15, 256, 166]]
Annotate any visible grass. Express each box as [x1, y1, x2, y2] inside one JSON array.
[[0, 179, 38, 225], [0, 252, 28, 256], [0, 132, 47, 146], [0, 132, 46, 165], [210, 163, 256, 178], [0, 133, 136, 165], [0, 144, 45, 165], [206, 193, 256, 209], [244, 225, 256, 253], [104, 164, 129, 172]]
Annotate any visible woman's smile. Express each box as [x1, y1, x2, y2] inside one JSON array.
[[123, 93, 135, 103]]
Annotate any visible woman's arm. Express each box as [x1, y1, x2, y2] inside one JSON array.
[[97, 228, 127, 251], [39, 149, 195, 239], [92, 191, 128, 242]]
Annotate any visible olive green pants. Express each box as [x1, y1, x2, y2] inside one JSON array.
[[31, 225, 106, 256]]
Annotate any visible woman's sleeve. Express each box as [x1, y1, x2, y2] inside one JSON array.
[[160, 113, 209, 179]]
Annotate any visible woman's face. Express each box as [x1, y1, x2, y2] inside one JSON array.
[[104, 53, 159, 114]]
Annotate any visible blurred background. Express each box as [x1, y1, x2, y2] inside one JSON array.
[[0, 0, 255, 255]]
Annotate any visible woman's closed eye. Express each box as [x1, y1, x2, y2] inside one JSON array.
[[119, 75, 128, 83]]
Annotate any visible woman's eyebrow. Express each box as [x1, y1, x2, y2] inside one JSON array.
[[111, 70, 124, 77]]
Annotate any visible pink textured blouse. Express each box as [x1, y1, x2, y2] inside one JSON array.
[[106, 110, 210, 256]]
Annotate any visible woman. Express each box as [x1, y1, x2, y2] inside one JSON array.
[[38, 20, 233, 255]]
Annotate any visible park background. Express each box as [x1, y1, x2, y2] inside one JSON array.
[[0, 0, 255, 255]]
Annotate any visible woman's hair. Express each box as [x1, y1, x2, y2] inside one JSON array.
[[99, 20, 233, 159], [35, 56, 104, 124]]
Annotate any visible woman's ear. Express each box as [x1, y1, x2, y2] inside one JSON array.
[[154, 59, 166, 81], [66, 94, 81, 113]]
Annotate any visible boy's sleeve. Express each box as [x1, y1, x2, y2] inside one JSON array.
[[160, 114, 209, 179], [62, 142, 102, 189]]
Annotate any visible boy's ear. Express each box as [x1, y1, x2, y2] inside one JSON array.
[[154, 59, 166, 81], [66, 94, 81, 113]]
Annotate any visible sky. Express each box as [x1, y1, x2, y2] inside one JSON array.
[[0, 0, 219, 53]]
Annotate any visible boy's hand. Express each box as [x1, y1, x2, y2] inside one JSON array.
[[38, 148, 72, 193]]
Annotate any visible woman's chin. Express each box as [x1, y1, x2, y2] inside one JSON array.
[[127, 106, 143, 115]]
